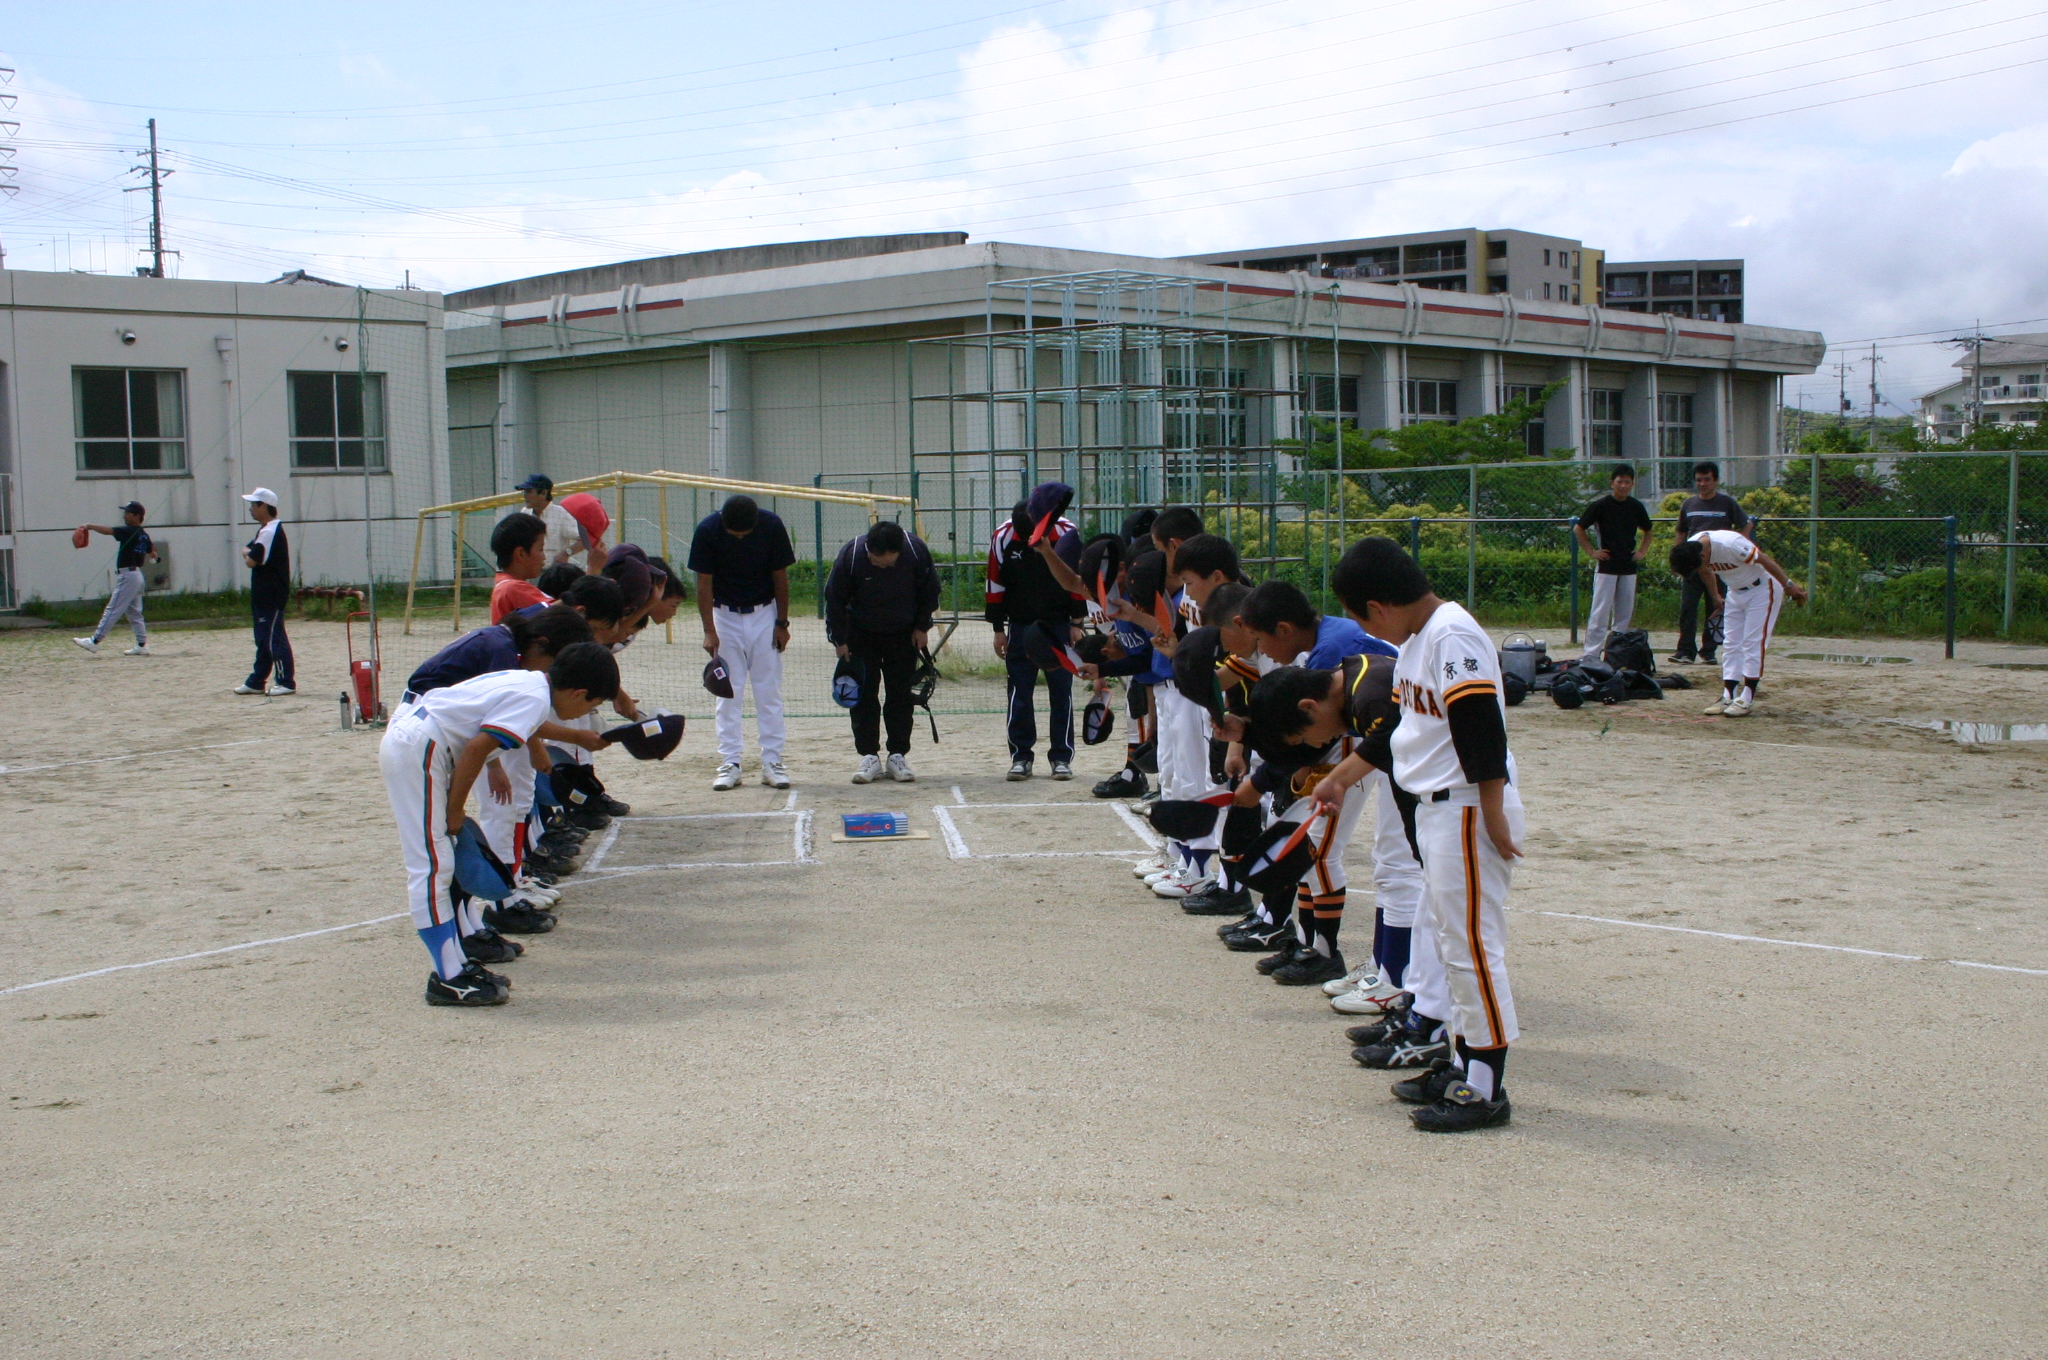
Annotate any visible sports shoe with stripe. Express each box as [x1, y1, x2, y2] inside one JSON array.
[[425, 962, 510, 1007], [762, 760, 792, 789], [1151, 865, 1212, 899], [1223, 918, 1294, 952], [462, 927, 523, 965], [1132, 852, 1170, 879], [1353, 1026, 1450, 1069], [713, 763, 743, 791], [1391, 1059, 1462, 1106], [1330, 973, 1408, 1015], [1272, 949, 1347, 987], [852, 754, 883, 785]]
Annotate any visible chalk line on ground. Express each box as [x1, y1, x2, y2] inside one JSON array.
[[2, 914, 407, 996], [1524, 908, 2045, 977]]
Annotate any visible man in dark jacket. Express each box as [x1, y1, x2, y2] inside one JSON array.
[[826, 518, 941, 783], [235, 488, 295, 695], [986, 487, 1086, 780]]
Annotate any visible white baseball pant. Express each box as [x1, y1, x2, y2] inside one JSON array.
[[1720, 577, 1784, 685], [477, 744, 536, 874], [1368, 771, 1425, 928], [1581, 571, 1637, 660], [91, 567, 148, 645], [378, 709, 466, 980], [713, 606, 785, 766], [1305, 775, 1368, 895], [1415, 787, 1524, 1050], [1153, 684, 1223, 852]]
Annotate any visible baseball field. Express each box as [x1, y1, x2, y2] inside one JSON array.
[[4, 619, 2045, 1357]]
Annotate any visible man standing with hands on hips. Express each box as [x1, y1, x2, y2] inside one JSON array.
[[234, 487, 295, 696], [690, 494, 796, 790], [1573, 463, 1653, 663]]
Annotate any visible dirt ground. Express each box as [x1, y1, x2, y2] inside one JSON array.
[[3, 619, 2046, 1358]]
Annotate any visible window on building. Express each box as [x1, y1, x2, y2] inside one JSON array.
[[1413, 275, 1467, 291], [1698, 300, 1742, 323], [1941, 404, 1960, 419], [1604, 272, 1647, 300], [1402, 379, 1458, 423], [1698, 270, 1742, 296], [1543, 249, 1552, 266], [1488, 239, 1508, 259], [1502, 383, 1548, 457], [1543, 283, 1552, 300], [1572, 284, 1582, 304], [1650, 300, 1695, 318], [74, 368, 187, 473], [1571, 251, 1581, 269], [1587, 388, 1624, 460], [1652, 271, 1695, 297], [290, 371, 387, 470], [1658, 392, 1694, 460], [2017, 410, 2041, 423], [1487, 276, 1510, 294], [1404, 241, 1466, 274], [1298, 374, 1358, 423]]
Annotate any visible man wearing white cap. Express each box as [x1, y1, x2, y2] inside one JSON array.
[[234, 488, 295, 696]]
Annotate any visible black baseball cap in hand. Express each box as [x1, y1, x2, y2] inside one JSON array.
[[601, 713, 686, 761]]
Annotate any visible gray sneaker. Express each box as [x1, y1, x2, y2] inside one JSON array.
[[852, 754, 883, 785], [761, 760, 791, 789], [886, 753, 916, 782], [1048, 760, 1074, 781], [1007, 759, 1032, 781]]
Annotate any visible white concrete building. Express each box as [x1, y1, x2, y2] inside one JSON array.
[[442, 236, 1823, 554], [1915, 334, 2048, 442], [0, 270, 446, 609]]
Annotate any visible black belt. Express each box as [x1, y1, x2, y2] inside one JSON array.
[[716, 602, 771, 615], [1430, 789, 1451, 802]]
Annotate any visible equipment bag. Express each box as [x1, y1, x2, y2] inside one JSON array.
[[1602, 628, 1655, 675]]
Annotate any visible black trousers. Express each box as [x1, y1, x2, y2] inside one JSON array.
[[1675, 573, 1717, 657], [847, 629, 918, 756]]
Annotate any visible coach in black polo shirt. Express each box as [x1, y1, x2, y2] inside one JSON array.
[[689, 494, 797, 790], [1670, 459, 1751, 665]]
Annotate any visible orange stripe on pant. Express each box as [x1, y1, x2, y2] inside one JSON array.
[[1461, 807, 1507, 1047]]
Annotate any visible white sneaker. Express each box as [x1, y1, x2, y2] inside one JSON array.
[[513, 877, 560, 905], [851, 754, 883, 784], [886, 753, 915, 783], [266, 684, 296, 696], [1723, 695, 1754, 717], [72, 637, 100, 654], [761, 760, 791, 789], [1330, 973, 1407, 1015], [1132, 854, 1169, 879], [1143, 862, 1182, 884], [1701, 696, 1729, 715], [122, 645, 152, 656], [712, 763, 742, 791], [233, 683, 264, 695], [1322, 961, 1379, 997], [1152, 867, 1213, 900]]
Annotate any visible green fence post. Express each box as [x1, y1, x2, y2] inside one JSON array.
[[1807, 455, 1820, 599], [1944, 514, 1958, 660], [813, 475, 826, 620], [2005, 450, 2020, 636], [1567, 520, 1580, 645], [1466, 464, 1478, 609], [1408, 516, 1421, 559]]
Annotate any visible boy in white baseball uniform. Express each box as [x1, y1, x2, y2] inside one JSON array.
[[1331, 536, 1521, 1132], [379, 642, 618, 1007], [1667, 530, 1808, 717]]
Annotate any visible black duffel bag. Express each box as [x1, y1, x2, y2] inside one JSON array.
[[1602, 627, 1655, 675]]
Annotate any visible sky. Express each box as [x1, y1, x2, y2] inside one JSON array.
[[7, 0, 2048, 410]]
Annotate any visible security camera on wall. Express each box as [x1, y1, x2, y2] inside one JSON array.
[[335, 336, 350, 351], [120, 330, 137, 345]]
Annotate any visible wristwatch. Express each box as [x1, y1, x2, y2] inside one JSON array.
[[776, 617, 790, 627]]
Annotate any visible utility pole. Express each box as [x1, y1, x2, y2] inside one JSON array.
[[1834, 360, 1852, 427], [1867, 342, 1883, 449], [126, 118, 171, 278]]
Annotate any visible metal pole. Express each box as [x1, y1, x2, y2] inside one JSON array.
[[145, 117, 166, 279], [2004, 450, 2019, 635], [813, 474, 826, 621], [659, 483, 672, 645], [403, 512, 425, 635], [355, 288, 379, 708], [1807, 447, 1821, 599], [452, 509, 463, 633], [1945, 515, 1958, 660], [1409, 515, 1420, 560], [1567, 521, 1580, 644]]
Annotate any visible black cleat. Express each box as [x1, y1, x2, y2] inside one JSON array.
[[1411, 1081, 1512, 1132], [1223, 921, 1294, 952], [1345, 1017, 1400, 1047], [425, 963, 510, 1007], [563, 807, 611, 832], [462, 927, 523, 964], [1255, 945, 1310, 975], [1216, 912, 1258, 939], [1272, 950, 1347, 987], [600, 793, 631, 817], [1092, 766, 1149, 799], [1391, 1059, 1462, 1106], [482, 901, 557, 935], [1181, 882, 1251, 916], [1353, 1029, 1450, 1070]]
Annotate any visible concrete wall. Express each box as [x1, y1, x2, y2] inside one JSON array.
[[0, 270, 445, 606]]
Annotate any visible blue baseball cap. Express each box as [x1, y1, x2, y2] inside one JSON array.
[[514, 473, 553, 493]]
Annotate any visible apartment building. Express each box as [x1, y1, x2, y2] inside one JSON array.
[[1914, 334, 2048, 441], [1186, 228, 1601, 305], [1599, 260, 1744, 323]]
